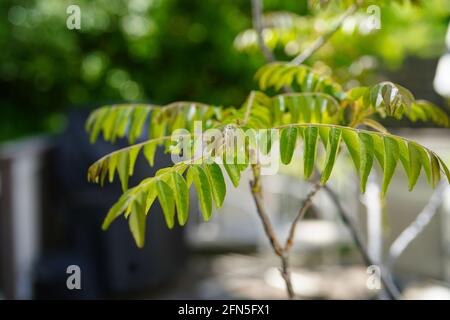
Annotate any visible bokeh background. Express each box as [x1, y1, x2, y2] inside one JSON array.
[[1, 0, 450, 300]]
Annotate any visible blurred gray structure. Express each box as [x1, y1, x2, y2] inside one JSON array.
[[0, 110, 188, 300], [0, 137, 50, 299]]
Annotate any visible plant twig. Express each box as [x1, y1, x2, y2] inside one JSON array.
[[280, 252, 295, 299], [249, 164, 295, 299], [250, 165, 346, 300], [243, 91, 256, 125], [251, 0, 276, 62], [284, 182, 321, 251], [291, 3, 359, 65], [250, 165, 283, 257]]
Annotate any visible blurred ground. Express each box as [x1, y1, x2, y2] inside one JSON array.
[[144, 253, 450, 300], [145, 253, 372, 300]]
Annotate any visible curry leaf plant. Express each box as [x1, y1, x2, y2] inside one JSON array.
[[86, 2, 450, 300], [87, 61, 450, 266], [87, 63, 450, 239]]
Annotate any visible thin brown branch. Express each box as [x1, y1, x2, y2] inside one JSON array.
[[250, 164, 283, 257], [243, 91, 256, 125], [251, 0, 276, 62], [280, 253, 295, 299], [284, 182, 321, 251], [291, 3, 360, 65], [249, 164, 295, 299]]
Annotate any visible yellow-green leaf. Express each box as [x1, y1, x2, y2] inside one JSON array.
[[204, 163, 226, 208], [171, 172, 189, 226], [189, 166, 213, 221], [108, 154, 118, 183], [143, 142, 158, 167], [128, 145, 141, 176], [89, 108, 110, 143], [128, 196, 146, 248], [156, 179, 175, 229], [114, 107, 133, 140], [101, 189, 133, 230], [223, 154, 241, 187], [145, 185, 157, 214], [118, 152, 130, 191], [129, 107, 149, 143], [103, 109, 119, 141]]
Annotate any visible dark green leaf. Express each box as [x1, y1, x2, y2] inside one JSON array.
[[431, 154, 441, 188], [280, 127, 298, 165], [408, 141, 422, 190], [382, 136, 399, 197], [437, 156, 450, 184], [358, 133, 374, 193], [372, 134, 385, 169], [342, 129, 360, 171], [303, 126, 319, 178], [412, 142, 431, 184], [321, 128, 341, 184]]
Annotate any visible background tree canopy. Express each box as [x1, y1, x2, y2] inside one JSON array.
[[1, 0, 448, 141]]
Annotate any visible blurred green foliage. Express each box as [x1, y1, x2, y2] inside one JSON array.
[[236, 0, 450, 86], [0, 0, 267, 140], [0, 0, 449, 140]]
